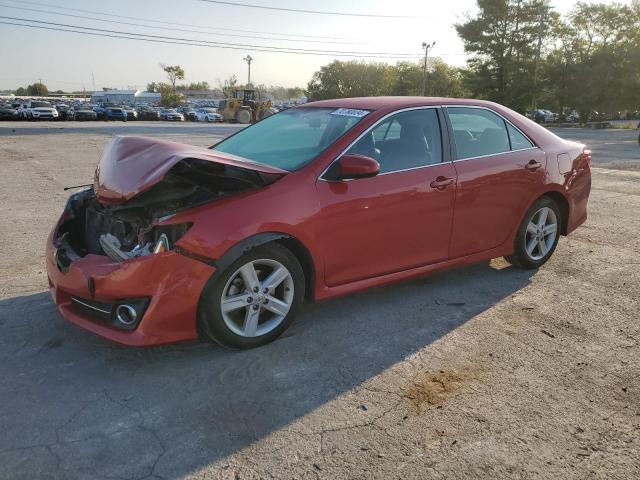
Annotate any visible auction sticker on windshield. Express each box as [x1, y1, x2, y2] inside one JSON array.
[[330, 108, 369, 118]]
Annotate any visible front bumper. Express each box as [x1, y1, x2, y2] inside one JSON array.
[[46, 229, 215, 346], [33, 112, 58, 119]]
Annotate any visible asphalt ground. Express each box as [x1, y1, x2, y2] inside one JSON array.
[[0, 122, 639, 479]]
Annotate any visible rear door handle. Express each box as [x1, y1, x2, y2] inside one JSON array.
[[430, 176, 454, 190], [524, 160, 542, 171]]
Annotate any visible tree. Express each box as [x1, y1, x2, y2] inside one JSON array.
[[456, 0, 557, 111], [306, 60, 392, 100], [15, 87, 27, 96], [306, 59, 466, 100], [146, 82, 158, 92], [159, 64, 185, 91], [177, 81, 211, 91], [218, 75, 238, 97], [26, 82, 49, 96], [386, 59, 468, 97], [157, 83, 186, 107], [540, 2, 639, 119]]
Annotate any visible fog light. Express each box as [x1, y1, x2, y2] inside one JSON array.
[[115, 304, 138, 326], [110, 298, 149, 330]]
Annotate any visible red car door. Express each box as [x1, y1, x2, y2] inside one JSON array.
[[315, 108, 457, 287], [445, 106, 547, 258]]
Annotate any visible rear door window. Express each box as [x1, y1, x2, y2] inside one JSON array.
[[447, 107, 511, 159]]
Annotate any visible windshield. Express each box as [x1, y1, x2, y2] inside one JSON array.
[[212, 107, 369, 170], [32, 102, 51, 108]]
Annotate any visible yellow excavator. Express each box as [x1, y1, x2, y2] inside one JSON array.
[[217, 89, 275, 124]]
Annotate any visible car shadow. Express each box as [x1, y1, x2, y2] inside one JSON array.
[[0, 260, 534, 479]]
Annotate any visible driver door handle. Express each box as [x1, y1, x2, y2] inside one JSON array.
[[430, 176, 454, 190]]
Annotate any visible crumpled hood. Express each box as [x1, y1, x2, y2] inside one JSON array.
[[93, 136, 288, 204]]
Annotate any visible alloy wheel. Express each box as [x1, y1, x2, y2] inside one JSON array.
[[220, 259, 294, 338], [524, 206, 558, 261]]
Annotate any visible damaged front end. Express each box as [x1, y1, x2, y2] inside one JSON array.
[[53, 136, 286, 268]]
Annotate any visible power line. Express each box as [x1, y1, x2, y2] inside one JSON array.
[[0, 2, 360, 44], [198, 0, 423, 18], [2, 0, 359, 41], [0, 15, 420, 56], [0, 18, 423, 58]]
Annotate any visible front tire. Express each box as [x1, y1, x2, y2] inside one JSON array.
[[505, 196, 561, 269], [198, 243, 305, 349], [236, 109, 251, 124]]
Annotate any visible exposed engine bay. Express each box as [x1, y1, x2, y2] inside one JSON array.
[[54, 158, 280, 267]]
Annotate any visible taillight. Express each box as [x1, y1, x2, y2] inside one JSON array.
[[582, 148, 592, 165]]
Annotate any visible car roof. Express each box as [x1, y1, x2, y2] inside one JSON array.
[[302, 96, 502, 111], [301, 96, 566, 150]]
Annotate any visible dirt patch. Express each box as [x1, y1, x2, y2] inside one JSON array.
[[403, 368, 473, 413]]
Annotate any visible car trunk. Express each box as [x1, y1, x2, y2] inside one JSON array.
[[53, 136, 286, 267]]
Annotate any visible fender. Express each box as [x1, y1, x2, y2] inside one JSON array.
[[210, 232, 292, 273], [515, 186, 571, 239]]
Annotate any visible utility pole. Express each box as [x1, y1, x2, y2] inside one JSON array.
[[243, 55, 253, 86], [421, 41, 436, 96], [91, 71, 95, 91]]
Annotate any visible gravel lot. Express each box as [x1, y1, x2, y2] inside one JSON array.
[[0, 122, 639, 480]]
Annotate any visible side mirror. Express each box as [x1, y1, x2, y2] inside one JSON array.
[[336, 154, 380, 180]]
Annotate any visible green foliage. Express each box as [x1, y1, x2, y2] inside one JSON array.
[[18, 82, 49, 96], [306, 61, 391, 99], [455, 0, 557, 111], [159, 64, 185, 91], [306, 60, 467, 100], [157, 83, 186, 107], [457, 0, 640, 117], [539, 1, 640, 118], [176, 81, 210, 91], [219, 75, 238, 97]]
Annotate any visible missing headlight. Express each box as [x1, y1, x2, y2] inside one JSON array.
[[99, 223, 192, 262]]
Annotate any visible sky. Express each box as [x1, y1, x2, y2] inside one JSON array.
[[0, 0, 632, 92]]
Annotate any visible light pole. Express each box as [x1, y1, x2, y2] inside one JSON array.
[[243, 55, 253, 86], [421, 41, 436, 96]]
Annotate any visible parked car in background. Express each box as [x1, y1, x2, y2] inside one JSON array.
[[183, 108, 199, 122], [68, 107, 98, 121], [159, 109, 184, 121], [55, 104, 72, 120], [122, 106, 138, 120], [565, 111, 580, 123], [0, 104, 19, 120], [196, 108, 224, 122], [137, 107, 160, 121], [18, 100, 59, 120], [103, 107, 127, 121], [47, 97, 591, 349]]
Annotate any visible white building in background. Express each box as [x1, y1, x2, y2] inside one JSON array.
[[90, 89, 161, 105], [134, 91, 161, 105]]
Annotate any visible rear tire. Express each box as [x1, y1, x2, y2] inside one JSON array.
[[198, 243, 305, 349], [505, 196, 562, 269]]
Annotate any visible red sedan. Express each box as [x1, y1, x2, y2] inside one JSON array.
[[46, 97, 591, 348]]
